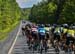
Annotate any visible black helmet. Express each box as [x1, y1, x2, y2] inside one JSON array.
[[53, 24, 57, 27]]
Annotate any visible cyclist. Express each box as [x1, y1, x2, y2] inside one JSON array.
[[25, 24, 31, 36], [54, 26, 61, 42], [44, 24, 51, 40], [61, 25, 68, 42], [60, 25, 64, 34], [66, 27, 75, 46], [31, 23, 38, 42], [50, 24, 57, 46], [38, 24, 46, 41], [51, 24, 57, 34], [30, 23, 39, 50], [25, 24, 32, 47], [22, 25, 25, 36], [38, 24, 47, 51]]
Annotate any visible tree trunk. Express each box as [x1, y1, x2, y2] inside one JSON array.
[[54, 0, 66, 23]]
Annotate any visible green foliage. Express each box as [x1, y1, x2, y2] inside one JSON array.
[[0, 0, 21, 41], [60, 0, 75, 23], [48, 2, 57, 13], [21, 8, 31, 20], [29, 1, 57, 23], [29, 0, 75, 24], [0, 0, 21, 30]]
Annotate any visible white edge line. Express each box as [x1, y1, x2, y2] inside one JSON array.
[[8, 22, 22, 54]]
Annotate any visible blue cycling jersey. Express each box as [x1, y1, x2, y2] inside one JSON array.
[[38, 28, 46, 33]]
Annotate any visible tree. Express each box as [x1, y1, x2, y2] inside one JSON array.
[[0, 0, 21, 30], [54, 0, 67, 23], [29, 0, 75, 24]]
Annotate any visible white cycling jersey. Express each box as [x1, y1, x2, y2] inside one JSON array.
[[31, 28, 38, 32]]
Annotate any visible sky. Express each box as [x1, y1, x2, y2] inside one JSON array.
[[16, 0, 42, 8]]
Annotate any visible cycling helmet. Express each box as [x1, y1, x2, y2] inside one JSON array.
[[45, 24, 50, 27], [37, 24, 40, 26], [53, 24, 57, 27], [63, 24, 69, 28], [26, 24, 31, 28], [39, 24, 45, 28]]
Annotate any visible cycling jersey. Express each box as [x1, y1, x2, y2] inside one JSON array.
[[60, 27, 64, 33], [38, 28, 45, 33], [38, 28, 46, 36], [54, 27, 61, 35], [31, 27, 38, 32], [67, 30, 75, 37], [38, 27, 46, 40], [31, 27, 38, 38], [63, 28, 67, 33], [49, 27, 52, 30], [44, 27, 50, 31]]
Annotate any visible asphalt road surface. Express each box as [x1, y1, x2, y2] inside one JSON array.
[[11, 35, 56, 54], [8, 21, 57, 54], [0, 21, 74, 54], [0, 22, 20, 54], [11, 33, 56, 54], [9, 21, 74, 54]]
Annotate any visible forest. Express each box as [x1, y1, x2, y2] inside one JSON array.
[[29, 0, 75, 24], [0, 0, 21, 41], [0, 0, 31, 41], [0, 0, 75, 41], [0, 0, 21, 31]]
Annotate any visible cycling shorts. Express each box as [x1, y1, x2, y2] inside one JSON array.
[[39, 32, 45, 40]]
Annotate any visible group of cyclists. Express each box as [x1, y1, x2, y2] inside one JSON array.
[[22, 22, 75, 54]]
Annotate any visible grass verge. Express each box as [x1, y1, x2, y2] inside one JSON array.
[[0, 21, 19, 42]]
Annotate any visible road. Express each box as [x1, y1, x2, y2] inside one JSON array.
[[0, 21, 73, 54], [8, 21, 56, 54], [0, 21, 32, 54], [10, 31, 56, 54], [9, 21, 74, 54], [0, 22, 20, 54]]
